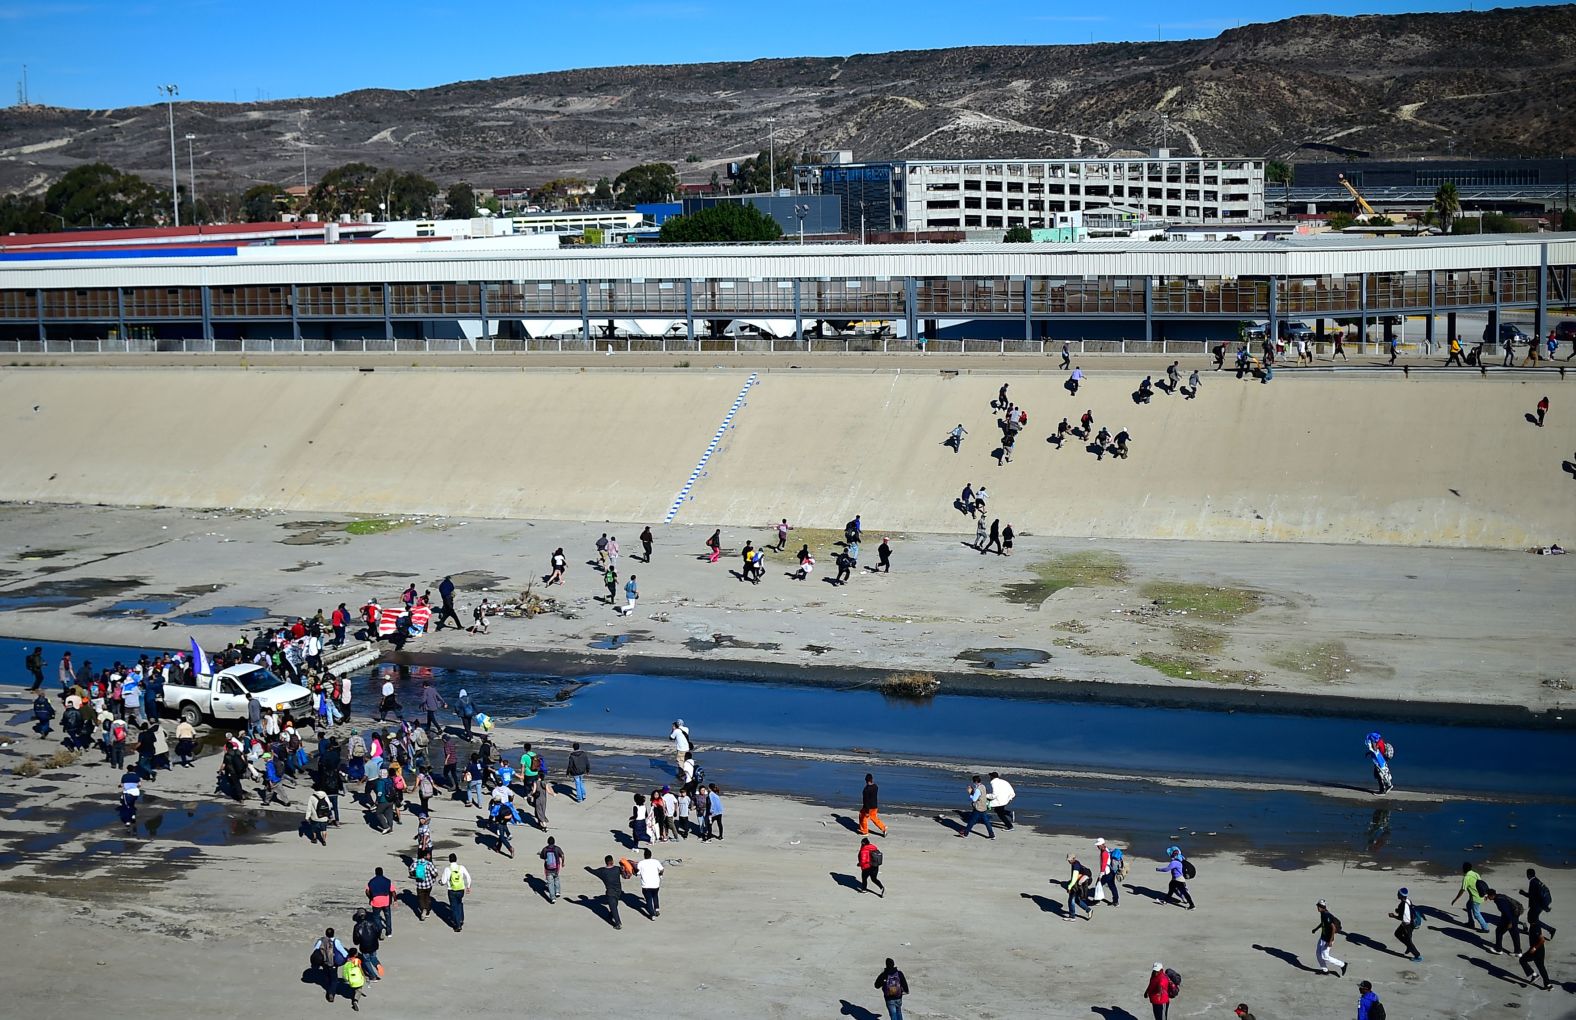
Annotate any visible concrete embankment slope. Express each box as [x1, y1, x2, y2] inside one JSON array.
[[0, 366, 1569, 547]]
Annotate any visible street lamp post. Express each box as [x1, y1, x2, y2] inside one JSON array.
[[858, 200, 866, 245], [157, 84, 180, 226], [184, 134, 198, 223], [767, 118, 777, 194], [794, 203, 809, 245]]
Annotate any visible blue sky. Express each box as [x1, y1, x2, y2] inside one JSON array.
[[0, 0, 1555, 109]]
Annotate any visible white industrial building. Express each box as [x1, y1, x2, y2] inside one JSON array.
[[799, 152, 1266, 233]]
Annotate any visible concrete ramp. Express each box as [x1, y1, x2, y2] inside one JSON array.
[[0, 366, 1568, 548]]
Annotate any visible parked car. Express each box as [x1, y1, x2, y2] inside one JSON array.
[[1277, 320, 1315, 342], [1554, 320, 1576, 345], [1240, 321, 1267, 340], [1483, 322, 1531, 345]]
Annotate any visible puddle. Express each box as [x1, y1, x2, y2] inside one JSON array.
[[14, 548, 71, 561], [91, 597, 184, 618], [277, 521, 351, 547], [351, 571, 410, 584], [683, 634, 782, 653], [957, 647, 1052, 670], [443, 571, 510, 590], [803, 644, 833, 656], [281, 561, 323, 573], [588, 633, 650, 651], [0, 576, 144, 612], [170, 605, 269, 626]]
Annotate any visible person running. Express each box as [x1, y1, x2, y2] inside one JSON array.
[[1452, 861, 1491, 932], [365, 866, 395, 937], [1069, 366, 1084, 395], [876, 537, 892, 573], [595, 532, 610, 566], [1079, 409, 1094, 436], [1313, 899, 1347, 976], [1157, 846, 1195, 908], [774, 518, 790, 551], [24, 646, 44, 691], [618, 575, 639, 616], [565, 742, 592, 803], [1391, 887, 1423, 962], [834, 550, 853, 586], [1364, 732, 1394, 793], [440, 853, 471, 932], [948, 423, 967, 452], [1186, 369, 1200, 398], [1444, 334, 1463, 366], [602, 564, 618, 604], [338, 947, 368, 1011], [537, 835, 564, 903], [1142, 963, 1175, 1020], [875, 958, 909, 1020], [593, 854, 624, 929], [1521, 867, 1556, 938], [1489, 886, 1525, 955], [973, 517, 988, 551], [859, 773, 888, 836], [1060, 341, 1071, 370], [706, 529, 722, 564], [1166, 360, 1180, 392], [1355, 981, 1381, 1020], [1095, 837, 1121, 905], [985, 519, 1003, 556], [435, 576, 463, 631], [858, 837, 885, 896], [1387, 336, 1399, 365], [1520, 930, 1553, 990], [546, 548, 567, 586], [988, 772, 1016, 829], [957, 776, 994, 838]]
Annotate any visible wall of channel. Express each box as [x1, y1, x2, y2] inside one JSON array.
[[0, 366, 1569, 547]]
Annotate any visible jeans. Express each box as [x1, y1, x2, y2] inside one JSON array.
[[1101, 872, 1120, 904], [992, 806, 1014, 829], [643, 887, 660, 916], [443, 763, 460, 789], [1494, 920, 1523, 954], [1468, 900, 1488, 931], [374, 904, 391, 936], [328, 794, 341, 824], [885, 997, 904, 1020], [361, 949, 381, 979], [448, 889, 465, 929], [467, 780, 482, 806], [961, 810, 994, 837], [545, 870, 560, 900], [573, 774, 586, 802], [604, 890, 621, 926]]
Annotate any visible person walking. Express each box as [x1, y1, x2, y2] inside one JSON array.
[[956, 776, 995, 839], [636, 848, 664, 918], [24, 646, 44, 691], [859, 773, 888, 836], [1520, 930, 1553, 990], [706, 529, 722, 564], [566, 742, 592, 802], [1064, 853, 1094, 920], [948, 423, 967, 452], [985, 519, 1003, 556], [973, 517, 988, 551], [410, 851, 436, 919], [595, 532, 610, 566], [639, 525, 654, 562], [312, 927, 348, 1001], [1186, 368, 1200, 398], [302, 789, 331, 846], [440, 853, 471, 932], [547, 548, 567, 586], [858, 837, 885, 896], [1069, 366, 1084, 395], [1391, 887, 1423, 961], [602, 563, 618, 604], [1535, 395, 1549, 428], [705, 784, 725, 841], [876, 537, 892, 573], [1334, 332, 1349, 361], [669, 720, 692, 764], [774, 518, 790, 552], [365, 866, 395, 938], [988, 772, 1015, 829], [1060, 341, 1071, 370], [538, 836, 564, 903], [1521, 867, 1556, 938], [1157, 846, 1195, 908], [594, 854, 624, 929], [417, 680, 448, 734], [435, 576, 463, 631], [1443, 334, 1463, 366], [1142, 963, 1176, 1020], [351, 910, 383, 984], [1452, 861, 1491, 932], [1489, 886, 1525, 955], [338, 947, 368, 1011], [875, 958, 909, 1020], [1313, 899, 1347, 976], [1095, 837, 1121, 905], [607, 535, 620, 569], [1356, 980, 1382, 1020]]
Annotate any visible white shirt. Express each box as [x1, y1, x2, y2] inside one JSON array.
[[491, 785, 514, 805], [636, 858, 664, 889], [440, 863, 471, 891], [661, 792, 677, 817], [670, 726, 691, 753], [680, 758, 695, 783], [381, 680, 394, 699], [989, 777, 1016, 807]]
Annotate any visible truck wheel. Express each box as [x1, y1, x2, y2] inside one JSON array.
[[179, 702, 203, 728]]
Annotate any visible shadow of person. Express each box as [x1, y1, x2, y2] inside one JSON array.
[[1124, 884, 1172, 904], [1020, 891, 1066, 916], [1525, 413, 1540, 426], [609, 827, 635, 849], [829, 871, 865, 893], [1562, 460, 1576, 478], [523, 873, 551, 901], [933, 813, 966, 834], [838, 1000, 881, 1020], [1429, 924, 1493, 952], [1091, 1007, 1142, 1020], [1459, 952, 1526, 985], [830, 813, 862, 834], [1251, 944, 1318, 972], [1343, 931, 1391, 954]]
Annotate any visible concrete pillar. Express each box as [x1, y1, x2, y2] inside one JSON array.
[[684, 279, 694, 342], [1143, 276, 1153, 345], [1447, 310, 1457, 348], [1023, 277, 1032, 343], [1492, 267, 1501, 351], [1535, 243, 1548, 342], [793, 279, 802, 344], [200, 285, 213, 343], [905, 277, 918, 346], [579, 280, 590, 344], [35, 287, 44, 345], [478, 282, 489, 345], [290, 284, 301, 343], [1359, 274, 1368, 353], [1266, 276, 1277, 348], [1426, 269, 1436, 348], [382, 282, 393, 343], [116, 286, 126, 344]]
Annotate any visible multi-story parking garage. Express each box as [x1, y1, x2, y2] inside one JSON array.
[[0, 231, 1570, 353]]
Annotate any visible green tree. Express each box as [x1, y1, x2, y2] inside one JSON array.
[[43, 162, 168, 227], [709, 170, 721, 192], [1433, 182, 1460, 235], [1451, 211, 1527, 235], [390, 171, 438, 219], [308, 162, 379, 218], [729, 149, 795, 194], [445, 181, 477, 219], [613, 163, 678, 205], [530, 177, 588, 210], [592, 177, 615, 206], [1560, 207, 1576, 232], [1325, 211, 1355, 231], [659, 202, 783, 243], [1003, 225, 1033, 242], [240, 183, 286, 222], [1368, 215, 1394, 226], [1265, 160, 1292, 186], [0, 193, 51, 233]]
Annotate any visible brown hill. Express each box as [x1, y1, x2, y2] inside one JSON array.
[[0, 4, 1571, 196]]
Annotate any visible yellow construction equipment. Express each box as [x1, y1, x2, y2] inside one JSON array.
[[1336, 174, 1378, 222]]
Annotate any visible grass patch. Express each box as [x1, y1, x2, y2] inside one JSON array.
[[344, 517, 408, 537], [1172, 625, 1227, 656], [1269, 640, 1389, 684], [1136, 652, 1260, 685], [879, 671, 941, 698], [1054, 619, 1091, 634], [12, 756, 40, 777], [1140, 581, 1261, 623], [1001, 551, 1130, 606], [45, 747, 81, 768]]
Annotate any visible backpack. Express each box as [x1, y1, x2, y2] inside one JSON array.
[[1325, 912, 1343, 935], [418, 774, 434, 798], [392, 772, 406, 792], [1474, 878, 1490, 899], [1504, 898, 1523, 919], [1110, 847, 1127, 881], [882, 969, 904, 1000], [868, 848, 884, 868], [314, 796, 333, 819], [619, 858, 635, 879], [1369, 1001, 1386, 1020], [1181, 858, 1197, 881], [1408, 903, 1423, 931], [412, 858, 429, 882], [543, 845, 562, 871], [1164, 968, 1182, 998], [1536, 881, 1553, 911]]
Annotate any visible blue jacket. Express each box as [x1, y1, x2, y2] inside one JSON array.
[[1157, 858, 1185, 880], [1357, 991, 1379, 1020]]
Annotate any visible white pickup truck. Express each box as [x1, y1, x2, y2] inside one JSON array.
[[164, 663, 315, 728]]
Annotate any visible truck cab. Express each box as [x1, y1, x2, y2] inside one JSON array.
[[166, 663, 314, 728]]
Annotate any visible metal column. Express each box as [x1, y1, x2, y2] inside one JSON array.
[[1426, 269, 1436, 349], [1358, 275, 1367, 353], [1535, 243, 1548, 342], [1143, 276, 1153, 345], [793, 280, 802, 343], [200, 285, 213, 343], [290, 284, 301, 343], [35, 287, 44, 345], [116, 286, 126, 344], [579, 280, 590, 345], [382, 282, 393, 343], [904, 277, 918, 347], [1266, 276, 1277, 348], [684, 279, 695, 342], [1492, 267, 1501, 350], [478, 282, 489, 344], [1023, 278, 1032, 344]]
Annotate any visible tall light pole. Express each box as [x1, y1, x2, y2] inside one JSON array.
[[767, 118, 777, 195], [184, 134, 198, 223], [157, 84, 180, 226]]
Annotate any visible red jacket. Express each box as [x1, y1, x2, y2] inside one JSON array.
[[1145, 972, 1172, 1005], [858, 844, 878, 869]]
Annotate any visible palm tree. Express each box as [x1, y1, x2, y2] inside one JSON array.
[[1433, 182, 1461, 234]]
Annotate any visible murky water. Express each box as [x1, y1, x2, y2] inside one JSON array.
[[169, 605, 270, 627]]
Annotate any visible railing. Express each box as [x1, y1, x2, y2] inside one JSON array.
[[0, 336, 1228, 356]]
